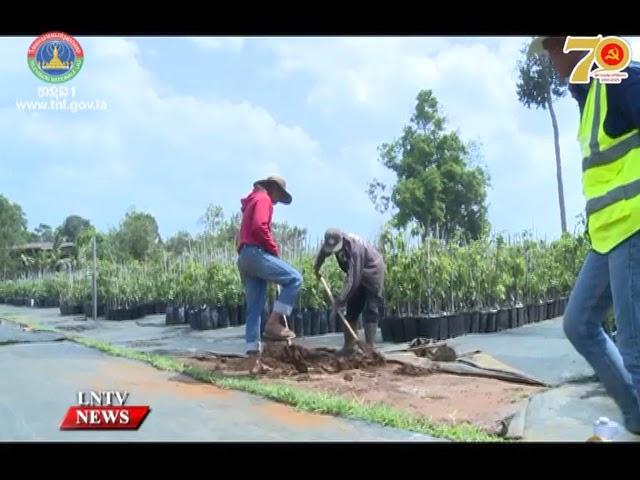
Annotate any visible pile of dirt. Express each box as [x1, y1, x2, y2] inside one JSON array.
[[261, 343, 386, 374], [184, 343, 386, 377]]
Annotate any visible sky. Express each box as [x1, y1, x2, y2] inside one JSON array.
[[2, 36, 640, 244]]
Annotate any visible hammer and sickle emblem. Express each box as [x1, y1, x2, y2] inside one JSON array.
[[605, 47, 621, 62]]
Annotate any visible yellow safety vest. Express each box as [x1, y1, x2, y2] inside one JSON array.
[[579, 79, 640, 254]]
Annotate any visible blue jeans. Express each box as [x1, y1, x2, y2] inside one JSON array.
[[237, 245, 303, 353], [563, 230, 640, 431]]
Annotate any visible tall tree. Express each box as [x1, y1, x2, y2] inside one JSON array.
[[114, 209, 161, 261], [199, 204, 224, 235], [56, 215, 92, 243], [165, 231, 193, 257], [368, 90, 491, 242], [0, 194, 29, 277], [516, 41, 569, 234], [34, 223, 54, 242]]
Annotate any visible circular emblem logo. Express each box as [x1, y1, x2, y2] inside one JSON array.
[[595, 37, 630, 71], [27, 32, 84, 83]]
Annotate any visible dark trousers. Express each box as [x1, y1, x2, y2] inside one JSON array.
[[346, 285, 382, 325]]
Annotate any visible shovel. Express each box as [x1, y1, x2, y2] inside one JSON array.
[[317, 274, 359, 343]]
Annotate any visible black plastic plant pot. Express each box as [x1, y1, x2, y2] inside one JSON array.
[[309, 309, 320, 336], [238, 304, 246, 325], [537, 303, 545, 322], [390, 316, 405, 343], [108, 307, 127, 321], [291, 309, 303, 337], [228, 306, 239, 327], [470, 312, 481, 333], [217, 306, 230, 329], [237, 305, 246, 325], [193, 308, 207, 330], [478, 312, 487, 333], [317, 310, 329, 335], [496, 309, 509, 331], [402, 316, 418, 342], [507, 308, 517, 329], [556, 298, 563, 316], [188, 308, 201, 330], [485, 310, 497, 333], [204, 307, 215, 330], [526, 305, 536, 324], [176, 306, 186, 324], [155, 301, 167, 315], [463, 312, 472, 334], [165, 305, 175, 325], [325, 310, 332, 334], [516, 306, 525, 327], [559, 297, 568, 316], [448, 313, 465, 338], [207, 305, 219, 329], [325, 310, 336, 333], [417, 315, 440, 340], [438, 315, 451, 340], [381, 316, 393, 342], [546, 300, 555, 320], [302, 309, 312, 337]]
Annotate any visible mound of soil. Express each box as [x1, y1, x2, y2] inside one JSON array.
[[184, 342, 386, 377]]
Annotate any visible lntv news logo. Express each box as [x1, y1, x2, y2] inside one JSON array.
[[59, 391, 151, 430]]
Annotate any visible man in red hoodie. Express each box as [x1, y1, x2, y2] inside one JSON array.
[[237, 176, 301, 360]]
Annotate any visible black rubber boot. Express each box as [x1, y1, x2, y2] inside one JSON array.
[[364, 323, 378, 347], [336, 319, 359, 357]]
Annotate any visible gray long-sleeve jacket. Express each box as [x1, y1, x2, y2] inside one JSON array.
[[314, 233, 385, 304]]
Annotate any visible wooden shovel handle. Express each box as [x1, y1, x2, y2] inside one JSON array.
[[318, 274, 359, 342]]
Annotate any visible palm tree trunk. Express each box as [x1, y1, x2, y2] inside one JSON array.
[[547, 93, 567, 234]]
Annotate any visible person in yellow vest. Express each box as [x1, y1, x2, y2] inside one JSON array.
[[529, 36, 640, 435]]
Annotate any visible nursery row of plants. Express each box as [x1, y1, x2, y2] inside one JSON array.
[[0, 230, 590, 340], [381, 296, 569, 343]]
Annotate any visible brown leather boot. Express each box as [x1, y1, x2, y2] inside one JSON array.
[[263, 312, 296, 341]]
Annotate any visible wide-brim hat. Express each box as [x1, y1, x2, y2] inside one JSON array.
[[253, 175, 292, 205], [528, 36, 568, 58]]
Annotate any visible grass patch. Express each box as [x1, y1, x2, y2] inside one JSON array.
[[0, 311, 501, 442]]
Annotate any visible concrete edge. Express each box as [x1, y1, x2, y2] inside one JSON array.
[[505, 397, 530, 440]]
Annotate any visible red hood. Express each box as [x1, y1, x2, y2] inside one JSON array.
[[241, 188, 269, 212], [238, 188, 279, 256]]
